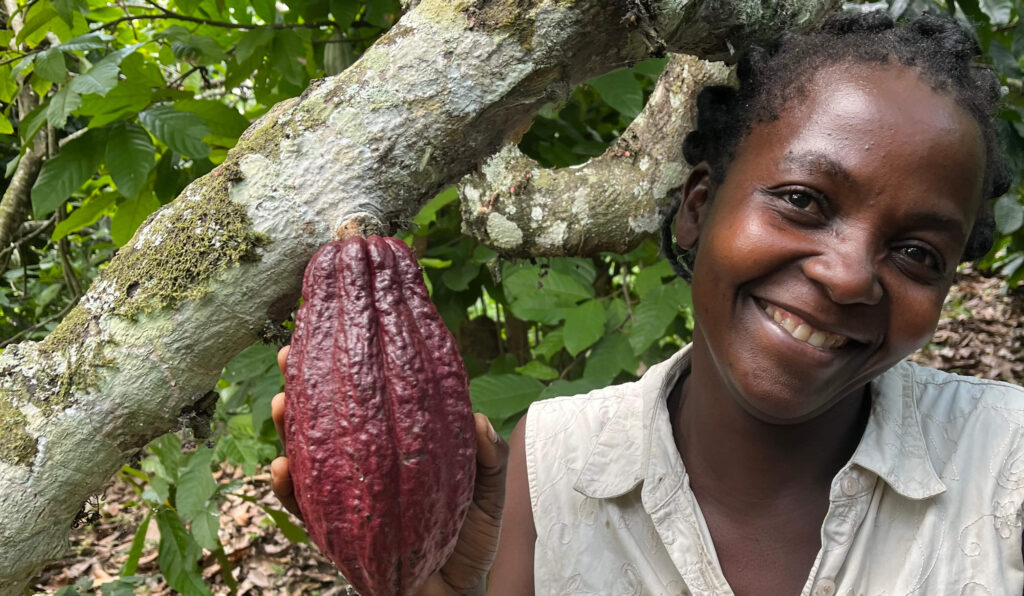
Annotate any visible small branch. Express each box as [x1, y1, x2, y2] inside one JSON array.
[[97, 8, 338, 32], [0, 214, 56, 274], [0, 297, 78, 348], [55, 208, 82, 300]]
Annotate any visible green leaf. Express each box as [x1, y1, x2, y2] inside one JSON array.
[[631, 57, 668, 77], [979, 0, 1012, 24], [56, 31, 113, 52], [54, 0, 86, 25], [70, 45, 141, 97], [111, 194, 161, 246], [120, 513, 152, 575], [189, 500, 221, 551], [261, 505, 309, 543], [46, 86, 82, 128], [633, 260, 674, 300], [252, 0, 276, 22], [442, 262, 480, 292], [330, 0, 361, 27], [52, 190, 118, 241], [31, 129, 104, 217], [515, 360, 559, 381], [628, 283, 689, 355], [176, 447, 217, 522], [588, 69, 644, 118], [35, 49, 68, 83], [235, 27, 274, 64], [271, 30, 306, 86], [988, 41, 1021, 77], [222, 343, 277, 383], [79, 80, 153, 128], [413, 186, 458, 228], [502, 263, 593, 323], [174, 99, 250, 139], [147, 433, 183, 483], [583, 333, 637, 385], [562, 299, 606, 356], [470, 374, 544, 421], [540, 378, 605, 400], [994, 194, 1024, 234], [532, 328, 564, 360], [16, 5, 58, 46], [156, 509, 212, 596], [140, 105, 211, 158], [19, 102, 47, 144], [0, 113, 12, 135], [105, 122, 156, 199]]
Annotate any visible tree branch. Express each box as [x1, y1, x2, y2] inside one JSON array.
[[459, 54, 731, 257]]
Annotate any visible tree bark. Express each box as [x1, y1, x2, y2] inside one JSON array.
[[0, 0, 840, 591]]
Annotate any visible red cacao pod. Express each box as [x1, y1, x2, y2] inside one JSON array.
[[284, 235, 477, 596]]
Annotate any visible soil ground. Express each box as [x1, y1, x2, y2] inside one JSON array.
[[30, 267, 1023, 595]]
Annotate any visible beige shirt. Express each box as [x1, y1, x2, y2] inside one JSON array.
[[525, 346, 1024, 595]]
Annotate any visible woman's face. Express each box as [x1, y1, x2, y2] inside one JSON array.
[[678, 63, 987, 424]]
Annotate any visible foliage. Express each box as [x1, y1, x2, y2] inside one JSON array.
[[0, 0, 1020, 591]]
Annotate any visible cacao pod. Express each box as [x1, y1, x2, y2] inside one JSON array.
[[284, 235, 477, 596]]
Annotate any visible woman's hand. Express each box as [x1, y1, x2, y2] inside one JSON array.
[[269, 346, 510, 595]]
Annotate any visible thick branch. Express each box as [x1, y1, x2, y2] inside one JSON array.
[[459, 54, 730, 257], [0, 0, 840, 591]]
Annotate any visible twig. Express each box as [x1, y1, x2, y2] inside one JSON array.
[[55, 208, 82, 300], [97, 7, 339, 32], [0, 297, 78, 348]]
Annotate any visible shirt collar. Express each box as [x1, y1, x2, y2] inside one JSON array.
[[572, 348, 946, 502], [849, 360, 946, 500], [573, 346, 691, 499]]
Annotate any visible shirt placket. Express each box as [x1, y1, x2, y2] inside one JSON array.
[[803, 467, 875, 596]]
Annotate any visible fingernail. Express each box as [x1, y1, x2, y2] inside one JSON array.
[[486, 419, 498, 443]]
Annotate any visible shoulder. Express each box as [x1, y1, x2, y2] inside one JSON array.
[[891, 360, 1024, 417]]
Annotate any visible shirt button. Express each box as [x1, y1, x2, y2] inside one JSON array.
[[841, 475, 859, 496], [814, 579, 836, 596]]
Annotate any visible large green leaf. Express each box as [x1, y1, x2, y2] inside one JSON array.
[[52, 190, 118, 241], [79, 80, 153, 128], [105, 122, 156, 199], [120, 513, 152, 575], [56, 31, 113, 52], [0, 113, 12, 135], [174, 99, 249, 139], [46, 86, 82, 128], [31, 129, 105, 217], [176, 447, 217, 523], [583, 333, 637, 385], [539, 378, 605, 400], [995, 194, 1024, 234], [470, 374, 544, 422], [235, 27, 274, 63], [587, 68, 644, 118], [628, 282, 690, 355], [980, 0, 1012, 25], [139, 105, 211, 158], [70, 45, 142, 97], [34, 49, 68, 83], [155, 509, 212, 596], [562, 299, 606, 356], [111, 194, 161, 246], [271, 30, 306, 86], [16, 4, 58, 46]]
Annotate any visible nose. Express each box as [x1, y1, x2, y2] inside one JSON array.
[[801, 240, 883, 305]]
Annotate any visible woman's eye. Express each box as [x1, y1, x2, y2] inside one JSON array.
[[897, 245, 942, 271], [781, 191, 821, 214]]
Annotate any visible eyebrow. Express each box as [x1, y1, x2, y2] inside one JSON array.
[[779, 151, 855, 185]]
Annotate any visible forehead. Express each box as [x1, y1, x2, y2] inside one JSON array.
[[734, 63, 986, 222]]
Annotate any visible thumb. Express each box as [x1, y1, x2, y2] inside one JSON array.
[[437, 413, 509, 593]]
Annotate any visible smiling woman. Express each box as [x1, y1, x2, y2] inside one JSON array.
[[270, 11, 1024, 596]]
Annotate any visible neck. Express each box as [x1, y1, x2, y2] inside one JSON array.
[[672, 350, 871, 512]]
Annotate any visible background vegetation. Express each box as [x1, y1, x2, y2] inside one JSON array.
[[0, 0, 1020, 592]]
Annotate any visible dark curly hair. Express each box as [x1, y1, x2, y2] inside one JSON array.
[[662, 11, 1011, 281]]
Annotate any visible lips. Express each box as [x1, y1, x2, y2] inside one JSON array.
[[760, 302, 850, 350]]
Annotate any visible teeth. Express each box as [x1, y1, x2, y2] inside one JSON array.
[[762, 303, 849, 350]]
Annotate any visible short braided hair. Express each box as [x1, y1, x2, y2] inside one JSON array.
[[663, 11, 1011, 281]]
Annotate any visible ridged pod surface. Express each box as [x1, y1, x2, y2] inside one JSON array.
[[284, 236, 477, 596]]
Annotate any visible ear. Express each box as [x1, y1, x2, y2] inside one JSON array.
[[674, 163, 712, 250]]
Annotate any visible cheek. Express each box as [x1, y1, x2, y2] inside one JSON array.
[[886, 287, 945, 354]]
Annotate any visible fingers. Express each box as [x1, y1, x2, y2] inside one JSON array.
[[435, 413, 509, 593], [272, 392, 287, 448], [277, 345, 290, 374], [270, 456, 304, 521]]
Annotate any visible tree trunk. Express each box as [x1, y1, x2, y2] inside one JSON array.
[[0, 0, 839, 590]]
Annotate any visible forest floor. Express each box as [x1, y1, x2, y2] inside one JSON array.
[[30, 267, 1023, 595]]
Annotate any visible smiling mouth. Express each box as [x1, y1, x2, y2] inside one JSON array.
[[761, 302, 850, 350]]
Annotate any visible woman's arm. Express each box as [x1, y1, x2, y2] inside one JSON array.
[[486, 416, 537, 595]]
